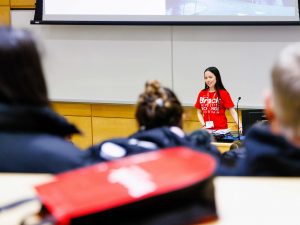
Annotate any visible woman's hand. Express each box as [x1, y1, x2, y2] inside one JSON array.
[[239, 126, 243, 135]]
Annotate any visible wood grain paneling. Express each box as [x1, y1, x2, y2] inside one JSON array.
[[10, 0, 35, 8], [52, 103, 91, 116], [51, 103, 92, 149], [92, 104, 136, 118], [92, 117, 138, 144], [50, 102, 243, 152], [64, 116, 92, 149], [0, 0, 10, 5], [0, 6, 10, 25], [228, 123, 238, 131], [183, 107, 198, 121], [183, 121, 201, 134]]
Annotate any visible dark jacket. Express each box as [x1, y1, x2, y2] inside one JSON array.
[[227, 124, 300, 176], [87, 126, 220, 163], [0, 104, 88, 174]]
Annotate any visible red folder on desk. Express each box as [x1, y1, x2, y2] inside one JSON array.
[[35, 147, 217, 225]]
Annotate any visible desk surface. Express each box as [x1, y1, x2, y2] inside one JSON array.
[[218, 177, 300, 225], [212, 142, 232, 154], [1, 174, 300, 225], [0, 173, 53, 225]]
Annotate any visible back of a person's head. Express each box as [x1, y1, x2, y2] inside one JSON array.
[[0, 26, 48, 106], [135, 80, 183, 129], [272, 43, 300, 139]]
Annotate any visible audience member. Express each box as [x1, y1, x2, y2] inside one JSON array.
[[0, 27, 87, 173], [220, 140, 245, 167], [87, 80, 220, 162], [228, 43, 300, 176]]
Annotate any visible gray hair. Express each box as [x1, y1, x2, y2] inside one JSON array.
[[272, 43, 300, 138]]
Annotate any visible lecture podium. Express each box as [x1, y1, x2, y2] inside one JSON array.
[[2, 174, 300, 225]]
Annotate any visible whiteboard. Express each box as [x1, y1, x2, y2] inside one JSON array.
[[172, 26, 300, 107], [11, 11, 300, 108], [11, 11, 173, 104]]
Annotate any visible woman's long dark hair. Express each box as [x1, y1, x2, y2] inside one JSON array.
[[203, 67, 227, 111], [0, 27, 49, 106]]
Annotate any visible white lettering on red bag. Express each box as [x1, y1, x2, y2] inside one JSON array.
[[108, 165, 156, 198]]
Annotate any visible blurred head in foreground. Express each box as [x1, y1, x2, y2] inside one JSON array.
[[0, 26, 48, 106], [266, 43, 300, 147], [0, 27, 84, 174]]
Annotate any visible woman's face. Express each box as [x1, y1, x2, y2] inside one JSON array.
[[204, 71, 217, 89]]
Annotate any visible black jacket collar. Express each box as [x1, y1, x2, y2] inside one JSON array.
[[0, 103, 80, 137], [245, 124, 300, 157]]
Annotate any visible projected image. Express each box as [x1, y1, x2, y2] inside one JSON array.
[[166, 0, 295, 16], [45, 0, 166, 15], [34, 0, 299, 24]]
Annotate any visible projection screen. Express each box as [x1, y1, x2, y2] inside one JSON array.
[[31, 0, 300, 25]]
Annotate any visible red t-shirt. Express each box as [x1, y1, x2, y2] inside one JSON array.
[[194, 89, 234, 130]]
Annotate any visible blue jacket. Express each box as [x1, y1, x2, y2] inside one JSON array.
[[87, 126, 220, 163], [227, 124, 300, 176], [0, 104, 88, 174]]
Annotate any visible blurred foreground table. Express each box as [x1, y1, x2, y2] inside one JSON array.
[[203, 177, 300, 225], [1, 174, 300, 225], [0, 173, 53, 225]]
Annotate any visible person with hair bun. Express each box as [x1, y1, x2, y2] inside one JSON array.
[[135, 80, 183, 130], [88, 80, 220, 162]]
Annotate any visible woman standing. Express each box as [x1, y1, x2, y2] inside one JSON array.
[[194, 67, 242, 133]]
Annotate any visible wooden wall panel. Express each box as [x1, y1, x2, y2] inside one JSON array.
[[10, 0, 35, 8], [225, 110, 242, 123], [52, 103, 91, 116], [92, 117, 138, 144], [226, 111, 234, 123], [228, 123, 238, 131], [183, 121, 201, 134], [92, 104, 136, 118], [0, 0, 10, 5], [0, 6, 10, 25], [64, 116, 92, 150], [183, 107, 198, 121], [52, 103, 92, 149], [50, 102, 242, 152]]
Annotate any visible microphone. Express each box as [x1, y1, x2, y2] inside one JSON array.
[[236, 97, 241, 140]]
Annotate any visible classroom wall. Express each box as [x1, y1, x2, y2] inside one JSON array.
[[11, 10, 300, 108], [0, 0, 10, 25], [51, 102, 239, 150], [6, 7, 300, 149]]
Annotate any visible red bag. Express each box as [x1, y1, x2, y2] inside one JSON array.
[[34, 147, 217, 225]]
